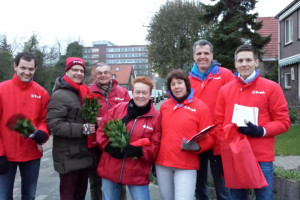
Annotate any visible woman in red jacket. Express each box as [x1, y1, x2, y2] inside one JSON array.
[[155, 69, 215, 200], [96, 76, 161, 200]]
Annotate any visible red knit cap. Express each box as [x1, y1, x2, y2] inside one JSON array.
[[65, 57, 85, 72]]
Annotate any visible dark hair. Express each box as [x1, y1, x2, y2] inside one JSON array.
[[193, 40, 213, 54], [132, 76, 153, 92], [166, 69, 191, 93], [234, 45, 258, 61], [14, 52, 37, 67]]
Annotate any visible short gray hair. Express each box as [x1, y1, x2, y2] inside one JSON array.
[[95, 62, 111, 72], [193, 40, 213, 54]]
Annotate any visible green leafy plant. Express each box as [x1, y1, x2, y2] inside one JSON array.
[[288, 107, 299, 124], [6, 113, 36, 137], [81, 93, 101, 124], [103, 119, 129, 149]]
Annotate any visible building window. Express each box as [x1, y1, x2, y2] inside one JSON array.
[[285, 18, 293, 44], [112, 74, 116, 79], [284, 72, 291, 89]]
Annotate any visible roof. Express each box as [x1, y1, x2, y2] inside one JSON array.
[[90, 64, 133, 85], [275, 0, 300, 20], [257, 17, 278, 59]]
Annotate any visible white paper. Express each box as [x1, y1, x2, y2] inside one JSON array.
[[231, 104, 259, 127]]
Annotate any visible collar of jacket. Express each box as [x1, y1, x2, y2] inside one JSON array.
[[234, 70, 260, 87], [12, 73, 32, 89], [189, 63, 222, 81], [168, 88, 195, 110], [89, 79, 118, 95]]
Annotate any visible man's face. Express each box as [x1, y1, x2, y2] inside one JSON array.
[[193, 45, 213, 73], [95, 65, 112, 86], [235, 51, 259, 80], [14, 58, 36, 82], [65, 65, 85, 84]]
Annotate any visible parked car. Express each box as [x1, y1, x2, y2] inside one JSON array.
[[151, 90, 160, 103], [128, 90, 132, 98], [157, 90, 164, 100]]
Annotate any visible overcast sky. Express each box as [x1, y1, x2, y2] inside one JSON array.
[[0, 0, 293, 47]]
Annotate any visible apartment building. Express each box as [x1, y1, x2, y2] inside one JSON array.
[[83, 40, 150, 76]]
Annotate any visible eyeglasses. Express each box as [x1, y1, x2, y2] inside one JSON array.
[[96, 71, 110, 75]]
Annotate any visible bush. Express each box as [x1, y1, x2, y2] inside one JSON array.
[[289, 108, 299, 124]]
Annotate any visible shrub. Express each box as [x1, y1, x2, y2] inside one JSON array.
[[274, 167, 300, 183], [289, 108, 299, 124]]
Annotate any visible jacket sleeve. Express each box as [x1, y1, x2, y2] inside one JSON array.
[[0, 93, 4, 156], [263, 83, 291, 137], [36, 90, 50, 138], [197, 105, 215, 153], [140, 115, 161, 162], [213, 87, 226, 144], [46, 92, 83, 138]]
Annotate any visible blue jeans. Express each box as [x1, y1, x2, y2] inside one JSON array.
[[0, 158, 41, 200], [196, 151, 231, 200], [102, 178, 150, 200], [230, 162, 273, 200]]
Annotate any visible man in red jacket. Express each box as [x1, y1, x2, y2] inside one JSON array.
[[215, 45, 291, 200], [189, 40, 233, 200], [0, 52, 49, 199], [88, 62, 130, 200]]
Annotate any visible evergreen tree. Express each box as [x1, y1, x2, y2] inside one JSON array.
[[0, 35, 14, 81], [147, 0, 212, 77], [202, 0, 271, 70]]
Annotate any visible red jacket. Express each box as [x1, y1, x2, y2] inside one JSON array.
[[0, 74, 49, 161], [189, 66, 234, 118], [88, 80, 131, 148], [214, 74, 291, 161], [155, 90, 215, 170], [97, 102, 161, 185]]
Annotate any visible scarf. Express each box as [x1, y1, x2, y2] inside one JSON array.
[[122, 99, 151, 125], [172, 90, 191, 103], [238, 70, 259, 84], [190, 60, 220, 81], [97, 81, 112, 97], [63, 75, 89, 104]]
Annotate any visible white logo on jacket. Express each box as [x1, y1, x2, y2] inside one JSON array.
[[31, 94, 41, 99], [143, 125, 153, 131], [252, 90, 265, 94], [183, 106, 196, 112], [115, 97, 124, 101], [213, 76, 221, 80]]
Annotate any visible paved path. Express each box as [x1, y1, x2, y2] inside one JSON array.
[[13, 99, 300, 199]]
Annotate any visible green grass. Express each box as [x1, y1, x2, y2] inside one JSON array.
[[275, 123, 300, 156]]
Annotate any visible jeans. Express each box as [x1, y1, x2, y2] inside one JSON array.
[[0, 158, 41, 200], [230, 162, 273, 200], [102, 178, 150, 200], [156, 164, 197, 200], [196, 151, 231, 200]]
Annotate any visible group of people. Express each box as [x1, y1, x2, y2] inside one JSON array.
[[0, 39, 291, 200]]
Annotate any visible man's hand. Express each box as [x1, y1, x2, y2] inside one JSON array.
[[31, 130, 48, 144], [181, 138, 201, 151], [82, 123, 96, 135], [238, 121, 264, 137]]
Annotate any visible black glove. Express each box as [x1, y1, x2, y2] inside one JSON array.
[[104, 143, 124, 159], [238, 121, 264, 137], [0, 156, 9, 174], [31, 130, 48, 144], [123, 145, 143, 158], [181, 138, 201, 151]]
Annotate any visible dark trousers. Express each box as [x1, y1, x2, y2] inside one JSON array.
[[196, 150, 231, 200], [89, 147, 102, 200], [59, 168, 89, 200]]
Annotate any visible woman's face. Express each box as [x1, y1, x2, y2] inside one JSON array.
[[170, 78, 187, 98], [132, 82, 151, 107]]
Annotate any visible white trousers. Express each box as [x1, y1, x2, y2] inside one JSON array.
[[155, 164, 197, 200]]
